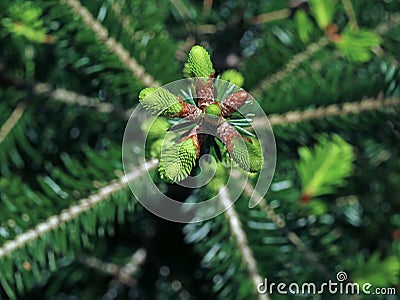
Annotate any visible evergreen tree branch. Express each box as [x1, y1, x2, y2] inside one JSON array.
[[77, 248, 147, 287], [251, 37, 329, 98], [218, 187, 270, 300], [0, 101, 26, 145], [261, 95, 400, 127], [59, 0, 160, 87], [243, 183, 332, 279], [251, 13, 400, 98], [0, 159, 158, 259]]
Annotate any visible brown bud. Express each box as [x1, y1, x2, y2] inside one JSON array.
[[172, 96, 201, 120], [219, 90, 248, 117], [197, 76, 215, 110], [216, 122, 241, 154]]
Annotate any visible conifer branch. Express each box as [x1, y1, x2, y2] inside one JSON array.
[[77, 248, 147, 287], [218, 187, 270, 300], [0, 159, 158, 259], [0, 101, 26, 145], [251, 13, 400, 98], [251, 37, 329, 98], [262, 96, 400, 127], [59, 0, 159, 87], [243, 183, 332, 279]]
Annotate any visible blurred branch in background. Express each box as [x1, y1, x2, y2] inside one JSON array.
[[251, 37, 329, 98], [252, 12, 400, 98], [202, 0, 214, 17], [341, 0, 359, 30], [243, 181, 331, 279], [264, 95, 400, 127], [32, 83, 114, 113], [218, 187, 270, 300], [0, 159, 157, 259], [252, 9, 290, 25], [0, 101, 26, 145], [77, 248, 147, 288], [0, 64, 123, 116]]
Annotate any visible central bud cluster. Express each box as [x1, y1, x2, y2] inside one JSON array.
[[139, 45, 263, 182]]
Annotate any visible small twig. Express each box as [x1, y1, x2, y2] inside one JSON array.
[[341, 0, 359, 30], [120, 248, 147, 277], [219, 187, 270, 300], [202, 0, 213, 17], [105, 248, 148, 298], [0, 101, 26, 145], [77, 248, 147, 287], [32, 82, 115, 113], [252, 9, 290, 24], [243, 183, 332, 280], [196, 24, 218, 34]]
